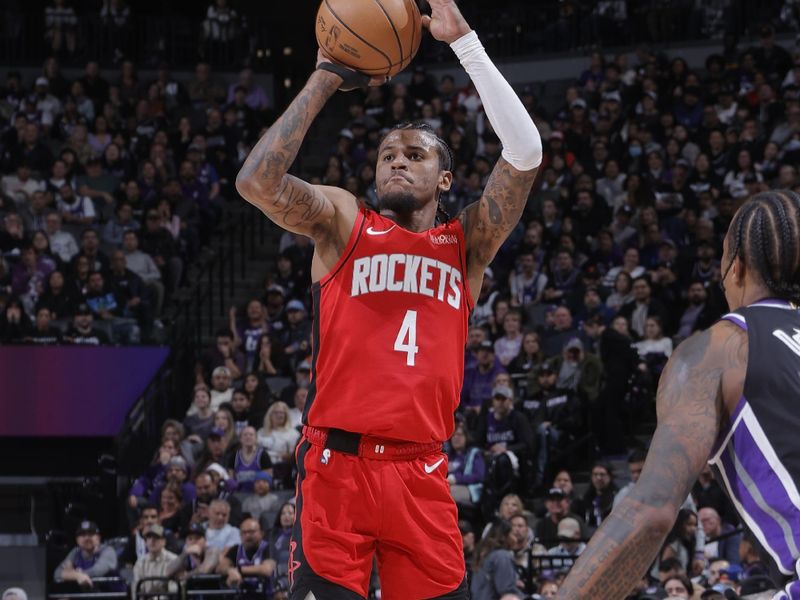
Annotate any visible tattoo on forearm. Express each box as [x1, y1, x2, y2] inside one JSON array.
[[237, 71, 340, 230], [556, 325, 745, 599], [269, 177, 328, 229], [461, 158, 537, 267]]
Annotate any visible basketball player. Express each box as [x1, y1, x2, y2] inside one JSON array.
[[235, 0, 542, 597], [556, 190, 800, 599]]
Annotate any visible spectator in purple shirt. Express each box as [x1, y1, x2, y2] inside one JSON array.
[[226, 68, 269, 111], [446, 422, 485, 507], [461, 340, 506, 416], [11, 244, 54, 315]]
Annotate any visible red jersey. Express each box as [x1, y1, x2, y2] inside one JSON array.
[[305, 207, 473, 443]]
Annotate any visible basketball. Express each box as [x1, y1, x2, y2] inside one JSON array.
[[315, 0, 422, 78]]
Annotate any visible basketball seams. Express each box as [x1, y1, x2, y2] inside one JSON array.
[[322, 0, 393, 72], [316, 0, 421, 76], [402, 0, 416, 71], [371, 0, 405, 76]]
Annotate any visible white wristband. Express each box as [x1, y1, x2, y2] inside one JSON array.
[[450, 31, 542, 171]]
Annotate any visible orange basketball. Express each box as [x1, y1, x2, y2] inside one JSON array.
[[315, 0, 422, 78]]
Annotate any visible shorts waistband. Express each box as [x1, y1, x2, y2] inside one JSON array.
[[302, 426, 442, 460]]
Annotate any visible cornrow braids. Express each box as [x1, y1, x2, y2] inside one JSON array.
[[384, 121, 454, 172], [723, 190, 800, 304]]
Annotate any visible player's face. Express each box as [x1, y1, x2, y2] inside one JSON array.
[[376, 130, 450, 215]]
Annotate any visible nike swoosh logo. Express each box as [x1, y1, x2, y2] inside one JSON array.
[[366, 225, 396, 236], [424, 458, 444, 474]]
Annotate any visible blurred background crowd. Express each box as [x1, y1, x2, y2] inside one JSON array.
[[1, 0, 800, 599]]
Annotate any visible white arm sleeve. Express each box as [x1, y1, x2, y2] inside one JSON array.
[[450, 31, 542, 171]]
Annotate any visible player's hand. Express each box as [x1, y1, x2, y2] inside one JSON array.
[[315, 49, 387, 90], [422, 0, 472, 45]]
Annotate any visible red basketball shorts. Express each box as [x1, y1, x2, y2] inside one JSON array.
[[288, 431, 465, 599]]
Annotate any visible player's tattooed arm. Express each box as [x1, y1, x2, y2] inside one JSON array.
[[555, 322, 745, 599], [458, 158, 538, 278], [235, 69, 342, 238]]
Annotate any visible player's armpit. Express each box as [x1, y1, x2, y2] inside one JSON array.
[[458, 157, 537, 277], [555, 323, 744, 599]]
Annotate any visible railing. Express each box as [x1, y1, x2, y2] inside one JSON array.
[[116, 201, 270, 477], [48, 576, 128, 599]]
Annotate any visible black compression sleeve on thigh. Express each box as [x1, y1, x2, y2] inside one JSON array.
[[428, 577, 470, 600], [290, 569, 366, 600], [317, 62, 371, 92]]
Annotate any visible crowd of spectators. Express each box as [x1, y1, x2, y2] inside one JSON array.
[[14, 7, 800, 600], [0, 53, 274, 344]]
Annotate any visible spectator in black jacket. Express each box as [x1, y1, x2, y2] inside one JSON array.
[[674, 280, 721, 342], [477, 385, 534, 512], [594, 315, 639, 456], [524, 360, 582, 486], [617, 275, 668, 338], [581, 462, 618, 532], [141, 209, 183, 295], [108, 249, 154, 340]]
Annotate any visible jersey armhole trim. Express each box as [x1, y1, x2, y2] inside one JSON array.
[[721, 312, 747, 331], [318, 207, 366, 289], [453, 218, 474, 312]]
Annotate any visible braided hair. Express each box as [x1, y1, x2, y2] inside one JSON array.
[[382, 121, 455, 223], [721, 190, 800, 304]]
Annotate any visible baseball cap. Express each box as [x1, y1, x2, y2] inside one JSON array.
[[338, 128, 354, 140], [550, 130, 564, 141], [254, 471, 273, 485], [184, 522, 206, 538], [491, 385, 513, 400], [557, 517, 581, 539], [35, 76, 49, 87], [546, 487, 566, 499], [539, 361, 556, 375], [144, 524, 166, 538], [297, 360, 311, 372], [570, 98, 587, 110], [168, 456, 188, 472], [720, 564, 743, 582], [565, 338, 584, 352], [602, 90, 622, 103], [477, 340, 494, 352], [2, 588, 28, 600], [286, 299, 306, 313], [208, 426, 225, 439], [75, 303, 92, 316], [266, 284, 285, 296], [76, 520, 99, 536]]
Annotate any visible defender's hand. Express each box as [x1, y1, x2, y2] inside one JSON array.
[[422, 0, 472, 44]]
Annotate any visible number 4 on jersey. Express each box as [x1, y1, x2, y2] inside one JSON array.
[[394, 310, 419, 366]]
